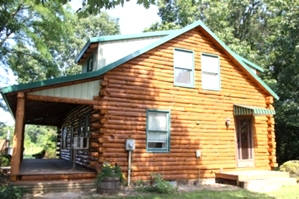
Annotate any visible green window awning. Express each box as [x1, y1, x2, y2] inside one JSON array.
[[234, 104, 276, 116]]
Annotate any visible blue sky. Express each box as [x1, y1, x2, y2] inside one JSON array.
[[0, 1, 161, 125]]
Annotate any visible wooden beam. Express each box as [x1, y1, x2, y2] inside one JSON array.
[[11, 92, 25, 181], [89, 43, 98, 49], [26, 94, 99, 105], [20, 123, 25, 162]]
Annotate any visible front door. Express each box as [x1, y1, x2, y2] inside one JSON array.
[[235, 117, 254, 167]]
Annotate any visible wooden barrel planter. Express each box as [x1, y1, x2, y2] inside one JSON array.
[[97, 177, 120, 194]]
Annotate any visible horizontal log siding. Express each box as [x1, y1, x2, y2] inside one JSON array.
[[95, 27, 275, 181], [60, 105, 99, 170]]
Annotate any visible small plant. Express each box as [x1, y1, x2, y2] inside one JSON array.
[[135, 179, 145, 187], [279, 160, 299, 182], [0, 154, 11, 167], [0, 184, 23, 199], [96, 162, 125, 185], [142, 173, 178, 194]]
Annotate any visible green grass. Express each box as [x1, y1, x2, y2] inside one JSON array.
[[23, 146, 43, 159], [268, 185, 299, 199], [88, 184, 299, 199]]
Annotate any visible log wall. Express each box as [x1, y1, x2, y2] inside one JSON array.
[[93, 27, 276, 181], [59, 105, 99, 170]]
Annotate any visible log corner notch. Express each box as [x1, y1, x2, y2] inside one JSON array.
[[10, 92, 25, 181], [265, 96, 277, 169]]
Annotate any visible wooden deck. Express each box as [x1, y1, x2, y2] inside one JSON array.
[[216, 170, 296, 190], [17, 159, 96, 181]]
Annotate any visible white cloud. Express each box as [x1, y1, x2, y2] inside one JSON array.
[[105, 1, 160, 34]]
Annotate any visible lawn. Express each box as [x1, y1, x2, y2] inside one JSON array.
[[93, 184, 299, 199]]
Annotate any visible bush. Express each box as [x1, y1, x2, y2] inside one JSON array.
[[142, 173, 178, 194], [279, 160, 299, 182], [0, 154, 11, 167], [0, 184, 23, 199]]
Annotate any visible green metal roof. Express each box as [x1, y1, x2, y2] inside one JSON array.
[[232, 52, 264, 72], [75, 30, 176, 63], [1, 20, 279, 101], [234, 104, 276, 116]]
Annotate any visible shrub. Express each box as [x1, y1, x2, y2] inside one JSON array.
[[0, 184, 23, 199], [279, 160, 299, 182], [0, 154, 11, 167], [142, 173, 178, 194]]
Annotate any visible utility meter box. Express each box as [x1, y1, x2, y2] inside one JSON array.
[[126, 139, 135, 151]]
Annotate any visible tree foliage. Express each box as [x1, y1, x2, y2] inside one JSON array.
[[1, 1, 120, 84], [148, 0, 299, 164], [37, 0, 156, 15], [1, 0, 71, 81]]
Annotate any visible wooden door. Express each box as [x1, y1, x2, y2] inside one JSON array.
[[235, 117, 254, 167]]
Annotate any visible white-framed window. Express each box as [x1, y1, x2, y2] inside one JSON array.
[[84, 113, 90, 137], [201, 53, 220, 90], [87, 57, 93, 72], [62, 127, 67, 149], [146, 109, 171, 152], [173, 49, 194, 88]]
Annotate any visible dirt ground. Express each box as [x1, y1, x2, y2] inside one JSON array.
[[22, 183, 241, 199]]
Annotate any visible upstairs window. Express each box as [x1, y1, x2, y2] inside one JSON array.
[[87, 57, 93, 72], [146, 109, 170, 152], [201, 54, 220, 90], [174, 49, 194, 88]]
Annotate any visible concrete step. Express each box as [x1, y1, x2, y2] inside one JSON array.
[[237, 170, 290, 181], [216, 170, 291, 182], [13, 180, 97, 194], [240, 177, 298, 192]]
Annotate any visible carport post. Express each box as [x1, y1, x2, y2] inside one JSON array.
[[10, 92, 25, 181]]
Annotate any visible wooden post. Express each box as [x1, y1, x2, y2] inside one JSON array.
[[10, 92, 25, 181], [20, 123, 25, 162]]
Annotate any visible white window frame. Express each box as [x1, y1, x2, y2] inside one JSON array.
[[146, 109, 171, 152], [87, 57, 93, 72], [173, 48, 194, 88], [201, 53, 220, 90]]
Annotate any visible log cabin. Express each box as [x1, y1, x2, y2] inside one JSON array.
[[0, 20, 279, 184]]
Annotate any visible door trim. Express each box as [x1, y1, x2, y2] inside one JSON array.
[[235, 116, 255, 168]]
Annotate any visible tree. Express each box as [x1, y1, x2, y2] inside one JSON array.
[[7, 11, 120, 83], [1, 0, 72, 82], [263, 0, 299, 164], [38, 0, 156, 15]]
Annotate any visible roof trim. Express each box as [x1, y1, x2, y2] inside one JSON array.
[[232, 52, 264, 72], [2, 20, 279, 100], [0, 72, 98, 93], [75, 30, 176, 63], [234, 104, 276, 115]]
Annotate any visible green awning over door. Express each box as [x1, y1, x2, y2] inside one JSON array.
[[234, 104, 276, 116]]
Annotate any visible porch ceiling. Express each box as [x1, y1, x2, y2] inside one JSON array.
[[6, 93, 78, 127]]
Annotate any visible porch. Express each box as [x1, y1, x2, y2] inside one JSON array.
[[215, 170, 297, 192], [16, 159, 97, 181]]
